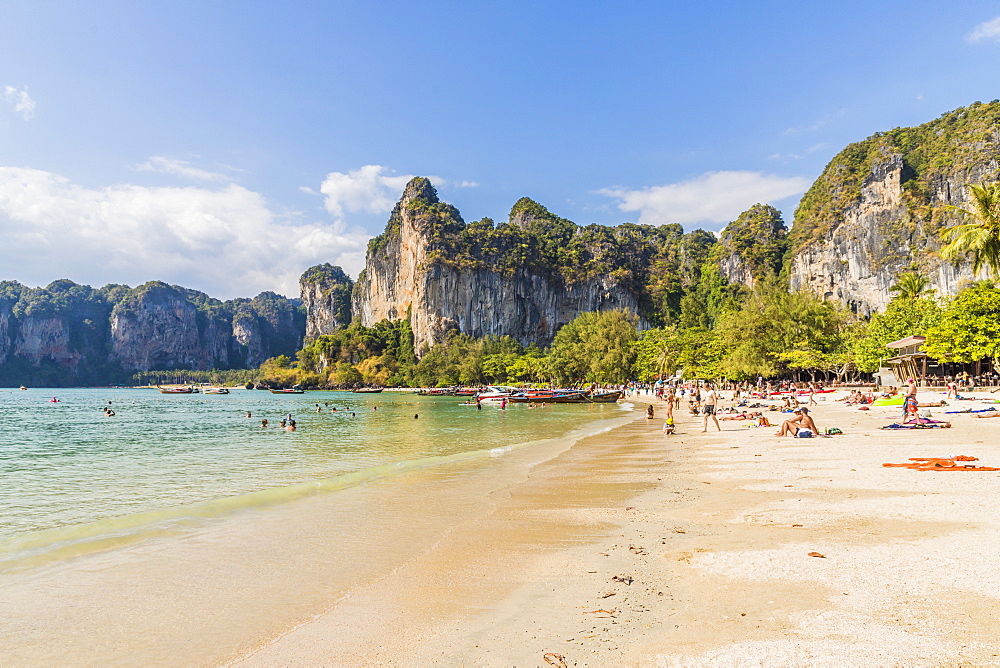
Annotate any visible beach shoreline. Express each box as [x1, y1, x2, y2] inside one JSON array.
[[3, 389, 1000, 665], [236, 389, 1000, 666]]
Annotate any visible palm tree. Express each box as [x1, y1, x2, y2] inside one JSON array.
[[940, 181, 1000, 277], [889, 270, 933, 300]]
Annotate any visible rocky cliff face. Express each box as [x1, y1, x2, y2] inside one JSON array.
[[14, 315, 79, 370], [788, 102, 1000, 313], [0, 279, 304, 385], [715, 204, 788, 289], [110, 283, 217, 370], [353, 179, 648, 352], [299, 264, 353, 338]]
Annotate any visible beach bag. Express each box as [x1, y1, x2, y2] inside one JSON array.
[[795, 428, 814, 438], [826, 427, 843, 435]]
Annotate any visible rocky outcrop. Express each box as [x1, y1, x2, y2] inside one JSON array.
[[14, 315, 78, 369], [299, 264, 352, 338], [110, 282, 222, 370], [0, 279, 305, 385], [353, 178, 647, 351], [788, 102, 1000, 313], [715, 204, 788, 289]]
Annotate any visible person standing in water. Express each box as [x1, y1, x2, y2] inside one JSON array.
[[701, 383, 721, 432]]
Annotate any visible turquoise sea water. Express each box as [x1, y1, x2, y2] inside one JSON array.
[[0, 387, 628, 571]]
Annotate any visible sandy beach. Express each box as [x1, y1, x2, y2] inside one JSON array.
[[3, 389, 1000, 666], [234, 390, 1000, 666]]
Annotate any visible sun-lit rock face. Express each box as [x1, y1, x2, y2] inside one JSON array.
[[787, 102, 1000, 313], [352, 178, 646, 353], [299, 264, 353, 339]]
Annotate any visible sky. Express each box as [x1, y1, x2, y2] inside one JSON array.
[[2, 1, 1000, 299]]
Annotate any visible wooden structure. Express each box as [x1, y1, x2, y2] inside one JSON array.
[[885, 335, 930, 384]]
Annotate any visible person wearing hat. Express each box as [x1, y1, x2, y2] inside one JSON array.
[[775, 406, 819, 437]]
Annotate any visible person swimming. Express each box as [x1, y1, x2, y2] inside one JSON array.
[[261, 419, 268, 428]]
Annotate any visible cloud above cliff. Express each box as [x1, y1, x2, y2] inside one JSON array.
[[968, 17, 1000, 42], [597, 171, 810, 226], [3, 85, 35, 120], [318, 164, 477, 220], [136, 156, 234, 183], [0, 167, 369, 299]]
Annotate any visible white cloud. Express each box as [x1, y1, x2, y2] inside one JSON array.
[[0, 167, 370, 299], [3, 85, 35, 120], [968, 16, 1000, 42], [136, 156, 237, 182], [318, 164, 477, 220], [320, 165, 413, 219], [597, 171, 810, 226]]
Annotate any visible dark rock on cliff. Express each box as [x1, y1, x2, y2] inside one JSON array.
[[0, 279, 304, 386]]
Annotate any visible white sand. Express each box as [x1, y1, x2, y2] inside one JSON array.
[[237, 389, 1000, 666]]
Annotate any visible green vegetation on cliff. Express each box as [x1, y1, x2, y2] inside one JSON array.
[[792, 100, 1000, 253]]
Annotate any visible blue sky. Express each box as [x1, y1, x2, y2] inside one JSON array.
[[2, 1, 1000, 298]]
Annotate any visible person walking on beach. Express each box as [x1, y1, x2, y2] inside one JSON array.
[[808, 382, 818, 406], [702, 383, 721, 432]]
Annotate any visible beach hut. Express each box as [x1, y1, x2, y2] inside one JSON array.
[[885, 335, 931, 384]]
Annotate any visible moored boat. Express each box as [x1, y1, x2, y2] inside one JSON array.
[[203, 387, 230, 394], [158, 386, 195, 394], [269, 388, 305, 394], [587, 390, 623, 403], [352, 387, 384, 393]]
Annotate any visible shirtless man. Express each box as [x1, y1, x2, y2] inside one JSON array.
[[775, 407, 818, 437], [702, 383, 721, 432]]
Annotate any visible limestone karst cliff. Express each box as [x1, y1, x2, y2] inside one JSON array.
[[351, 178, 715, 352], [0, 279, 304, 386], [713, 204, 788, 289], [299, 264, 353, 339], [788, 101, 1000, 313]]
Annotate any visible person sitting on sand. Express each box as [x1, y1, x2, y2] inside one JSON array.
[[663, 417, 675, 435], [646, 404, 654, 419], [775, 407, 818, 437]]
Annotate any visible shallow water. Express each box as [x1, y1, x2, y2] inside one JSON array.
[[0, 387, 628, 570], [0, 387, 637, 666]]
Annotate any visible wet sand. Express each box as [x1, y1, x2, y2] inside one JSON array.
[[237, 391, 1000, 666]]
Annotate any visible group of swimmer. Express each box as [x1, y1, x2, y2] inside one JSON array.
[[250, 402, 421, 432]]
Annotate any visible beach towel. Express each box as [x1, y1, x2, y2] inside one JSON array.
[[873, 396, 904, 407], [945, 407, 996, 414], [882, 456, 1000, 471]]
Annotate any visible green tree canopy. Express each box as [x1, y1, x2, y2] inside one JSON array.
[[923, 282, 1000, 362], [547, 310, 639, 384], [940, 181, 1000, 277], [850, 297, 942, 372]]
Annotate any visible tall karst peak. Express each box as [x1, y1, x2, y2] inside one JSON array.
[[509, 197, 556, 228], [715, 204, 789, 288], [400, 176, 439, 204]]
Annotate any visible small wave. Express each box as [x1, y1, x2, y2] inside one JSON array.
[[0, 411, 630, 574]]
